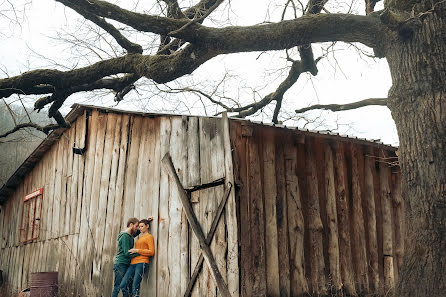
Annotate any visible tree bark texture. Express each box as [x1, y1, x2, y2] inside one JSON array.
[[386, 3, 446, 296]]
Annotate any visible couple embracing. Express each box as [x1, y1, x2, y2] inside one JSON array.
[[112, 217, 155, 297]]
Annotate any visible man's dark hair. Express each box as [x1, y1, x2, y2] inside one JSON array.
[[126, 217, 139, 227]]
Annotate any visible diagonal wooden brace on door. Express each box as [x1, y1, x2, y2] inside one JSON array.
[[184, 180, 233, 297], [161, 153, 233, 297]]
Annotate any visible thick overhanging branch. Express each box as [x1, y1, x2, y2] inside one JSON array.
[[0, 122, 59, 138], [55, 1, 385, 50], [295, 97, 388, 113]]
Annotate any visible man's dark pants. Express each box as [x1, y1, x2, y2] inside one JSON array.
[[112, 263, 130, 297]]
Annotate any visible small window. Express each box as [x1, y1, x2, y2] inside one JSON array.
[[19, 188, 43, 244]]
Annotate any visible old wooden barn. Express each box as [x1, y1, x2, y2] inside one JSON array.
[[0, 104, 403, 297]]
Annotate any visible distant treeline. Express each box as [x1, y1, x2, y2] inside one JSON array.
[[0, 103, 53, 185]]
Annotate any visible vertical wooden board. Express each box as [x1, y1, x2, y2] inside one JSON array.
[[40, 148, 51, 241], [123, 115, 144, 222], [45, 142, 57, 239], [109, 114, 131, 279], [75, 113, 87, 235], [75, 109, 99, 296], [64, 126, 76, 236], [14, 183, 25, 246], [324, 142, 342, 291], [364, 148, 379, 292], [71, 235, 79, 297], [21, 244, 30, 288], [284, 140, 308, 296], [44, 144, 57, 240], [4, 247, 12, 293], [36, 241, 43, 273], [9, 247, 16, 292], [92, 112, 116, 288], [333, 142, 356, 296], [305, 138, 326, 295], [13, 246, 20, 292], [213, 184, 227, 297], [167, 117, 185, 297], [101, 113, 123, 297], [180, 209, 189, 296], [187, 117, 201, 297], [261, 129, 280, 297], [140, 117, 157, 220], [2, 248, 10, 293], [222, 118, 239, 297], [16, 245, 24, 292], [157, 116, 171, 296], [146, 117, 161, 297], [57, 238, 67, 293], [190, 191, 201, 297], [314, 139, 330, 285], [69, 117, 80, 236], [198, 117, 216, 297], [391, 171, 404, 282], [185, 117, 200, 188], [52, 137, 65, 239], [349, 144, 369, 293], [210, 118, 227, 297], [0, 207, 4, 249], [134, 117, 150, 220], [59, 128, 70, 237], [379, 154, 394, 292], [2, 199, 11, 248], [324, 143, 342, 291], [65, 236, 74, 295], [273, 132, 290, 297], [110, 114, 130, 242], [247, 133, 267, 297], [87, 111, 108, 296], [180, 117, 190, 296]]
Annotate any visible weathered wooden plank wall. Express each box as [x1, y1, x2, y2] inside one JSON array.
[[231, 121, 403, 297], [0, 109, 237, 297]]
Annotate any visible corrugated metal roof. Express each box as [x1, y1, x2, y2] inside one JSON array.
[[0, 104, 397, 204]]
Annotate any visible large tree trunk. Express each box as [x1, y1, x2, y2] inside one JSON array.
[[386, 3, 446, 296]]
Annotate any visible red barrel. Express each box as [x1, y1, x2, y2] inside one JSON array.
[[30, 272, 58, 297]]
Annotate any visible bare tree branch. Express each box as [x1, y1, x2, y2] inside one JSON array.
[[57, 0, 143, 54], [2, 99, 17, 125], [169, 0, 225, 35], [161, 0, 186, 19], [0, 122, 59, 138], [295, 97, 388, 113]]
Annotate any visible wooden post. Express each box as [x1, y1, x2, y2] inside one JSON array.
[[162, 153, 232, 297]]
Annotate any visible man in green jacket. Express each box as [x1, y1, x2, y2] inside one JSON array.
[[112, 217, 140, 297]]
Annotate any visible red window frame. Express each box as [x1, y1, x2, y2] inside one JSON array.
[[19, 188, 43, 244]]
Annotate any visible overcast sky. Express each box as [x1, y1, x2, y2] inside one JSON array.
[[0, 0, 398, 146]]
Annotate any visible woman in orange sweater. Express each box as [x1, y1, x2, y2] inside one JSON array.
[[119, 218, 155, 297]]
